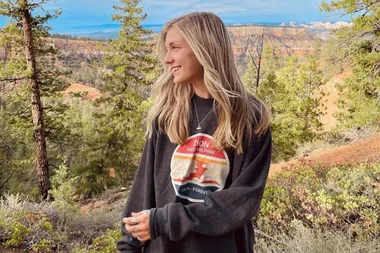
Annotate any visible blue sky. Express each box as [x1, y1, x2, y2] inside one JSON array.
[[0, 0, 349, 33]]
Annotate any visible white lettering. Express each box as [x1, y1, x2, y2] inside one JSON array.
[[193, 187, 211, 195], [203, 149, 215, 155], [193, 140, 210, 148]]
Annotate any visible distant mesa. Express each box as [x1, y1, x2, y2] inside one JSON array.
[[301, 21, 352, 29], [50, 21, 352, 39]]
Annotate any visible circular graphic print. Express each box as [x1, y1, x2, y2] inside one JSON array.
[[170, 133, 230, 202]]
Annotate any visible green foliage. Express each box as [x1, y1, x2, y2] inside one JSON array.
[[71, 0, 159, 196], [320, 0, 380, 128], [61, 99, 139, 197], [0, 25, 38, 196], [255, 55, 325, 161], [0, 0, 70, 198], [296, 126, 379, 158], [0, 192, 123, 251], [50, 163, 79, 212], [89, 229, 121, 253], [0, 194, 63, 250], [242, 45, 281, 94], [242, 57, 257, 93], [335, 52, 380, 127], [4, 221, 29, 247], [32, 238, 54, 253], [243, 44, 325, 161], [0, 0, 158, 198], [262, 45, 282, 72], [255, 162, 380, 239], [73, 228, 122, 253], [100, 0, 156, 96], [242, 55, 257, 94], [255, 222, 380, 253]]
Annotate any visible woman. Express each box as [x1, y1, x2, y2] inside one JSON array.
[[117, 12, 272, 253]]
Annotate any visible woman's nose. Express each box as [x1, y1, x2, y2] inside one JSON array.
[[164, 52, 174, 64]]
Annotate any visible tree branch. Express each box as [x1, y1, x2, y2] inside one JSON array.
[[0, 172, 13, 191], [0, 146, 10, 161], [249, 52, 258, 71], [255, 33, 264, 88], [49, 164, 59, 170], [0, 77, 25, 82]]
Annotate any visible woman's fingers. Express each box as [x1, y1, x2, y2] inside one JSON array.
[[123, 221, 139, 233], [122, 211, 151, 241], [122, 216, 140, 234], [136, 232, 150, 242], [122, 217, 139, 226]]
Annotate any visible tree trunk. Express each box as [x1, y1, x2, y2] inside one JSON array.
[[255, 32, 264, 88], [21, 4, 50, 199]]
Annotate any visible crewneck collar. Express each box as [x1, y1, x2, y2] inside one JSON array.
[[192, 93, 215, 107]]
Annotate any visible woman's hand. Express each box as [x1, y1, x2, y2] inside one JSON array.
[[122, 210, 151, 242]]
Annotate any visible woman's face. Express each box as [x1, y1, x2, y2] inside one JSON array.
[[164, 26, 204, 86]]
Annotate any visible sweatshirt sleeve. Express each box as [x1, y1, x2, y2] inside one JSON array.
[[116, 133, 157, 252], [149, 127, 272, 241]]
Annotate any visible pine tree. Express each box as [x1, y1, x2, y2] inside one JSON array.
[[0, 0, 68, 199], [262, 44, 281, 73], [65, 0, 157, 196], [242, 44, 281, 94], [320, 0, 380, 128], [99, 0, 157, 180], [257, 55, 325, 161], [242, 44, 325, 160]]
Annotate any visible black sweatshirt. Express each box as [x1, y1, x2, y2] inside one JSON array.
[[117, 94, 272, 253]]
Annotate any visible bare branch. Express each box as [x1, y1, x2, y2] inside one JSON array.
[[49, 164, 59, 170], [249, 52, 258, 71], [0, 172, 13, 191], [0, 77, 25, 82], [255, 33, 264, 88], [0, 145, 10, 161]]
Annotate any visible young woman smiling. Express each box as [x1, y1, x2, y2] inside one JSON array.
[[117, 12, 272, 253]]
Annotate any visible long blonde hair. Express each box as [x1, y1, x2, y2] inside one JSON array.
[[147, 12, 270, 154]]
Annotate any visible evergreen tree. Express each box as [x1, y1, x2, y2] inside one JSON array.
[[320, 0, 380, 128], [242, 44, 281, 94], [256, 55, 325, 161], [0, 0, 68, 199], [243, 44, 325, 160], [65, 0, 157, 196], [262, 44, 281, 73]]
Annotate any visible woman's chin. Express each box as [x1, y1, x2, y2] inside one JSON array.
[[173, 77, 186, 84]]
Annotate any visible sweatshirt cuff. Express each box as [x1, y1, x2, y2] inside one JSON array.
[[149, 206, 168, 240]]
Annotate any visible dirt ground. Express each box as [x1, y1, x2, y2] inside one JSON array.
[[63, 83, 101, 100], [270, 133, 380, 176]]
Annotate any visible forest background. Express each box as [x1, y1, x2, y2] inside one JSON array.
[[0, 0, 379, 252]]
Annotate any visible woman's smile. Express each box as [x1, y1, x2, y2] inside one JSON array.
[[172, 66, 181, 75]]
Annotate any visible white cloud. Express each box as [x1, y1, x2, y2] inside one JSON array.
[[31, 0, 336, 28]]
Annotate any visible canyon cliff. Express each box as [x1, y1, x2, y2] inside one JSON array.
[[0, 25, 318, 65], [227, 25, 317, 72]]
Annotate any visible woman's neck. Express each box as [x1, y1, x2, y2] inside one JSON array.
[[191, 81, 212, 99]]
